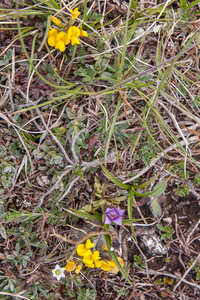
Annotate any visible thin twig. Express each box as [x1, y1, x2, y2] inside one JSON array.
[[138, 269, 200, 290], [173, 253, 200, 292], [71, 128, 88, 163], [186, 219, 200, 244], [33, 166, 73, 211], [51, 229, 108, 260], [0, 292, 31, 300], [123, 136, 199, 184]]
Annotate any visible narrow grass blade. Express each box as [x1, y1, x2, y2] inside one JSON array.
[[128, 187, 137, 240], [143, 105, 167, 155], [38, 15, 51, 52], [28, 32, 38, 78], [100, 163, 130, 190], [118, 0, 132, 76], [122, 218, 145, 225], [104, 232, 132, 285], [134, 173, 160, 189], [72, 209, 102, 221], [104, 95, 121, 165], [186, 0, 200, 9], [39, 0, 59, 9], [132, 178, 170, 197]]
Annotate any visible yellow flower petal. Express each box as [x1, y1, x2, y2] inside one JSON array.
[[100, 261, 111, 272], [48, 36, 56, 47], [71, 8, 80, 20], [83, 255, 93, 265], [84, 262, 94, 268], [92, 251, 101, 261], [109, 257, 124, 274], [102, 245, 109, 251], [64, 34, 70, 45], [85, 239, 95, 250], [50, 15, 61, 27], [65, 260, 76, 272], [71, 37, 80, 46], [75, 264, 82, 274], [80, 29, 88, 37], [48, 28, 58, 38], [83, 249, 92, 257], [77, 244, 92, 257], [55, 40, 65, 52], [47, 28, 58, 47], [56, 32, 68, 42], [68, 26, 80, 38], [118, 257, 124, 267], [77, 244, 86, 256], [94, 260, 102, 268], [108, 260, 116, 267]]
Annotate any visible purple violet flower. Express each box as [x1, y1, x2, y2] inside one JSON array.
[[105, 207, 125, 226]]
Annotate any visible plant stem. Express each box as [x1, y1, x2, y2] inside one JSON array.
[[64, 44, 77, 79]]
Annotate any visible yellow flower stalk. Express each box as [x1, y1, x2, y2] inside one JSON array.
[[65, 260, 76, 272], [68, 26, 80, 46], [77, 239, 95, 257], [71, 8, 80, 20], [50, 15, 61, 27]]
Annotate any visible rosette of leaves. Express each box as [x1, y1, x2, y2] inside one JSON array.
[[32, 142, 65, 189], [3, 242, 32, 268], [98, 119, 130, 147], [0, 145, 15, 188], [32, 142, 64, 168], [74, 58, 111, 83], [66, 106, 86, 138], [0, 48, 12, 69], [89, 58, 110, 75], [46, 169, 64, 191], [3, 114, 36, 154], [164, 8, 195, 33]]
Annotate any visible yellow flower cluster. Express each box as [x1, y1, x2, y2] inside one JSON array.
[[47, 8, 88, 52], [65, 239, 124, 274]]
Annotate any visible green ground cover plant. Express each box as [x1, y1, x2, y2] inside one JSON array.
[[1, 0, 200, 299]]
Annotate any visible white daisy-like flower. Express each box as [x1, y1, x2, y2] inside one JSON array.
[[52, 264, 65, 281]]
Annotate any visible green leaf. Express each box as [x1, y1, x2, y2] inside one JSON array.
[[38, 15, 51, 52], [104, 95, 121, 165], [186, 0, 200, 9], [156, 224, 164, 231], [39, 0, 59, 9], [151, 198, 162, 218], [108, 196, 127, 202], [122, 218, 146, 225], [134, 173, 160, 189], [100, 163, 130, 189], [74, 67, 97, 84], [132, 179, 169, 197], [72, 209, 102, 221], [152, 181, 167, 196]]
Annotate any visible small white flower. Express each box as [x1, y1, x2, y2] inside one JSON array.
[[52, 264, 65, 281]]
